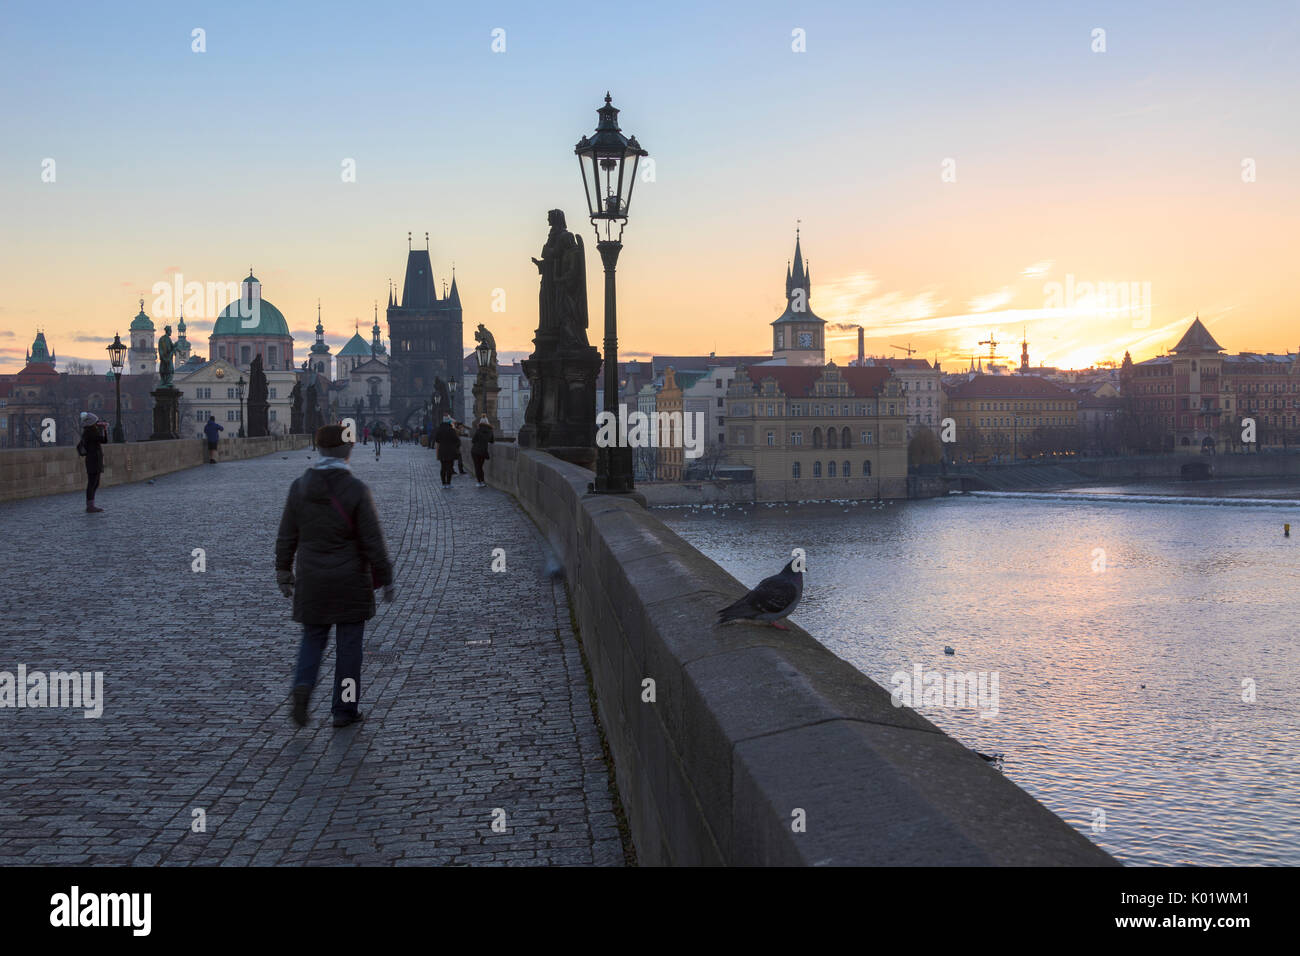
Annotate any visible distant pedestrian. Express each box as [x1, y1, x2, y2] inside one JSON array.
[[434, 414, 460, 487], [204, 415, 223, 464], [362, 426, 370, 446], [276, 424, 394, 730], [471, 416, 494, 487], [77, 412, 108, 513]]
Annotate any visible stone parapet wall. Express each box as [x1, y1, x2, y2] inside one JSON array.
[[486, 442, 1116, 866]]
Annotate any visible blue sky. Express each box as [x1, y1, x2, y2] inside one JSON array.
[[2, 0, 1297, 371]]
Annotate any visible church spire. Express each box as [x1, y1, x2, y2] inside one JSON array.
[[785, 227, 810, 305]]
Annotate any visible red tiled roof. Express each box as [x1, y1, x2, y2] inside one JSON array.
[[945, 374, 1076, 400], [739, 364, 892, 397]]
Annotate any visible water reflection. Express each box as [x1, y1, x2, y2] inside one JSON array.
[[661, 486, 1300, 865]]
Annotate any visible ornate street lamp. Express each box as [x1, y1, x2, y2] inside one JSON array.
[[236, 376, 247, 438], [448, 378, 458, 422], [576, 92, 648, 494], [475, 342, 492, 368], [106, 333, 127, 443]]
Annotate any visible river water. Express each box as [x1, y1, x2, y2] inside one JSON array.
[[659, 479, 1300, 866]]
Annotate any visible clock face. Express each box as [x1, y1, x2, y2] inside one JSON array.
[[798, 332, 814, 349]]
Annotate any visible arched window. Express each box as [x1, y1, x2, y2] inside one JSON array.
[[841, 426, 851, 447], [812, 427, 822, 448], [792, 461, 801, 478], [827, 428, 838, 449], [828, 460, 837, 477], [843, 460, 850, 476], [813, 461, 822, 477], [863, 460, 872, 476]]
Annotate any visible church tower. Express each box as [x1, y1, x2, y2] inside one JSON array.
[[175, 310, 192, 363], [309, 301, 332, 377], [127, 299, 157, 377], [1019, 329, 1030, 373], [770, 229, 826, 366], [387, 232, 463, 428]]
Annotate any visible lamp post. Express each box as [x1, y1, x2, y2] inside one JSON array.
[[106, 333, 126, 443], [576, 93, 648, 495], [474, 342, 491, 422], [236, 376, 246, 438], [449, 378, 458, 423]]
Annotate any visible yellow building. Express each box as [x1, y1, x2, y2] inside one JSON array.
[[944, 374, 1080, 460], [725, 363, 909, 501], [655, 366, 685, 481]]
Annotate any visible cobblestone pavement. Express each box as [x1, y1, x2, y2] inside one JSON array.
[[0, 444, 625, 866]]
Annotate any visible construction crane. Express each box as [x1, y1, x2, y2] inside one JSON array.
[[978, 334, 1005, 366], [890, 343, 917, 358]]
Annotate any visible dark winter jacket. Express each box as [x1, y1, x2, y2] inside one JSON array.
[[204, 420, 223, 444], [80, 424, 107, 474], [274, 466, 394, 625], [433, 422, 461, 461], [471, 424, 494, 458]]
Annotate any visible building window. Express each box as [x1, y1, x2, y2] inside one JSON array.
[[827, 428, 838, 449], [841, 426, 851, 447], [766, 431, 775, 446], [269, 388, 277, 399], [241, 345, 251, 364], [812, 427, 823, 448], [792, 461, 801, 478], [828, 460, 837, 477], [863, 460, 872, 476], [813, 461, 822, 477], [791, 431, 803, 445], [268, 347, 278, 368], [843, 460, 850, 476]]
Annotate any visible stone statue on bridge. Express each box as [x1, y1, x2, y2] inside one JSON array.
[[518, 209, 601, 465], [246, 354, 270, 438], [532, 209, 590, 349], [289, 380, 303, 434], [156, 326, 178, 388]]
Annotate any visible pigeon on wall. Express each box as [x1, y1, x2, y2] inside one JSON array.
[[717, 559, 804, 629]]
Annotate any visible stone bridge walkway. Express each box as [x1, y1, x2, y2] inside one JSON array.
[[0, 444, 625, 865]]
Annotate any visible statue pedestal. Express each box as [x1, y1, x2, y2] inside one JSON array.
[[518, 339, 600, 468], [472, 371, 503, 436], [150, 387, 180, 441], [247, 400, 269, 438]]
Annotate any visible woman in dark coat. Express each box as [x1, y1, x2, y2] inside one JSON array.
[[275, 424, 394, 728], [433, 414, 460, 487], [79, 412, 108, 513], [470, 416, 494, 487]]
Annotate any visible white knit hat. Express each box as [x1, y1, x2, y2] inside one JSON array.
[[79, 412, 98, 426]]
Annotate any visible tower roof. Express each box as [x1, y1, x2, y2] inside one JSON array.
[[400, 249, 439, 310], [338, 331, 371, 357], [129, 299, 154, 332], [773, 229, 823, 326], [1170, 317, 1224, 354]]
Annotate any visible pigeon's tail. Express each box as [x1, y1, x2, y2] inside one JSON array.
[[716, 601, 749, 625]]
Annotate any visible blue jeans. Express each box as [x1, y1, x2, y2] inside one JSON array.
[[293, 621, 364, 716]]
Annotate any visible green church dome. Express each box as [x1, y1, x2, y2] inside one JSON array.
[[210, 274, 291, 338], [338, 332, 372, 357], [129, 300, 155, 332]]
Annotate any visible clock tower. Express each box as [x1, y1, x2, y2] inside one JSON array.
[[770, 229, 826, 366]]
